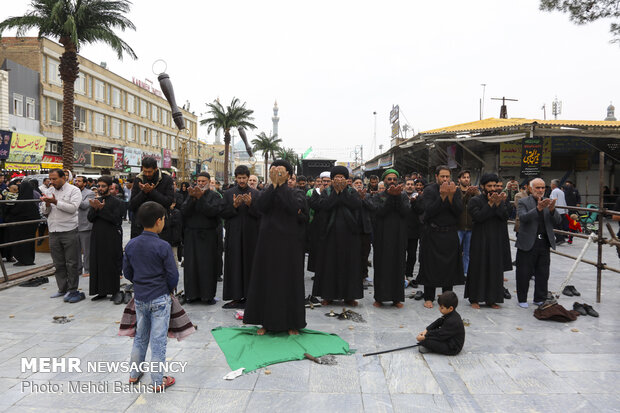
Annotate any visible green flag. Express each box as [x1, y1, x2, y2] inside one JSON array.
[[302, 147, 312, 159]]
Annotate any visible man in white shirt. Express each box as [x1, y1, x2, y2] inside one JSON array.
[[40, 169, 84, 303], [549, 179, 568, 245]]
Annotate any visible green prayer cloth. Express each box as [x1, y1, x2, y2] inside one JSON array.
[[211, 326, 354, 372]]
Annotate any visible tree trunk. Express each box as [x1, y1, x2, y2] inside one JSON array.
[[224, 129, 231, 185], [59, 38, 79, 172]]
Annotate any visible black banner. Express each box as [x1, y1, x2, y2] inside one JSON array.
[[520, 137, 542, 177]]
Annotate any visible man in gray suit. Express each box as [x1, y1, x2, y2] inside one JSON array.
[[75, 176, 95, 277], [515, 178, 562, 308]]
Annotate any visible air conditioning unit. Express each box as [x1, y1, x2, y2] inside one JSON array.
[[79, 122, 86, 131]]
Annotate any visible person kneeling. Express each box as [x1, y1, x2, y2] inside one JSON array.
[[416, 291, 465, 355]]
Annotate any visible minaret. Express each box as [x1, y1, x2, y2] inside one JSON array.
[[272, 100, 279, 137], [605, 102, 617, 121]]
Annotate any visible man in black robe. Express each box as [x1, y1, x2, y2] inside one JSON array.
[[464, 174, 510, 309], [88, 176, 123, 302], [352, 176, 375, 286], [309, 166, 363, 306], [404, 177, 423, 286], [221, 165, 260, 309], [244, 160, 306, 335], [370, 169, 410, 308], [180, 172, 223, 304], [418, 165, 464, 309], [306, 171, 331, 274], [129, 157, 174, 239]]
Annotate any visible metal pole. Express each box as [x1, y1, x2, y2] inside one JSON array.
[[597, 151, 604, 303]]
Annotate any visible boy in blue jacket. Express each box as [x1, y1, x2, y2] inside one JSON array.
[[124, 201, 179, 391]]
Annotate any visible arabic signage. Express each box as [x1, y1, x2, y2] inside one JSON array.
[[162, 149, 172, 169], [7, 133, 46, 163], [500, 138, 551, 167], [124, 147, 142, 167], [520, 137, 543, 177], [113, 148, 124, 169], [42, 155, 62, 169], [142, 151, 162, 167], [0, 130, 12, 160], [73, 143, 92, 167], [5, 163, 41, 171]]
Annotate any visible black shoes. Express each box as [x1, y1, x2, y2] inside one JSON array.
[[413, 291, 424, 300], [573, 302, 599, 317], [123, 291, 132, 304], [504, 288, 512, 300], [304, 296, 322, 308], [222, 300, 246, 309], [203, 298, 217, 305], [563, 285, 581, 297], [112, 291, 124, 305], [91, 294, 107, 301]]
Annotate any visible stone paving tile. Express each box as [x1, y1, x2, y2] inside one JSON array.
[[0, 221, 618, 411]]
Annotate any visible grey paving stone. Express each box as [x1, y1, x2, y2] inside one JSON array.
[[474, 394, 596, 413], [362, 393, 394, 413], [253, 360, 309, 392], [246, 390, 363, 411], [380, 352, 442, 394], [125, 389, 198, 413], [390, 394, 452, 413]]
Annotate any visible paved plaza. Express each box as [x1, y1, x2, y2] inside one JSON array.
[[0, 222, 619, 413]]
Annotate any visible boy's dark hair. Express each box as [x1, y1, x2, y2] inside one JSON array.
[[197, 172, 211, 179], [234, 165, 250, 177], [297, 175, 307, 182], [437, 291, 458, 309], [142, 157, 158, 169], [369, 175, 379, 180], [137, 201, 166, 228], [50, 168, 65, 178], [435, 165, 451, 175]]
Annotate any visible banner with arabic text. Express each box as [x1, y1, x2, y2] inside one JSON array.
[[520, 137, 543, 177], [7, 133, 46, 163]]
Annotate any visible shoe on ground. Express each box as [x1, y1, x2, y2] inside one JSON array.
[[153, 376, 175, 392], [50, 291, 66, 298], [418, 345, 431, 354], [203, 298, 217, 305], [112, 291, 124, 305], [568, 285, 581, 296], [67, 291, 85, 303], [582, 303, 599, 317], [123, 291, 132, 304], [562, 286, 574, 297], [18, 278, 40, 287], [91, 294, 107, 301], [518, 302, 529, 308], [414, 291, 424, 301], [573, 302, 587, 316], [222, 301, 241, 309], [62, 291, 73, 302], [503, 288, 511, 300], [533, 301, 543, 306]]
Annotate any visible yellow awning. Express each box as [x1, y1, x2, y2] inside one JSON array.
[[5, 163, 40, 171], [421, 118, 620, 135]]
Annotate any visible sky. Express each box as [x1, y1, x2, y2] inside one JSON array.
[[2, 0, 619, 161]]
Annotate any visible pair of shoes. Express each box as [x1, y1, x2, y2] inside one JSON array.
[[533, 301, 543, 306], [503, 288, 511, 299], [418, 345, 431, 354], [413, 291, 424, 301], [203, 298, 217, 305], [50, 291, 66, 298], [574, 302, 599, 317], [91, 294, 107, 301], [66, 291, 85, 303], [562, 285, 581, 296], [13, 261, 34, 266], [518, 302, 529, 308]]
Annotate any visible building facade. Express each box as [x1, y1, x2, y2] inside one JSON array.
[[0, 37, 199, 175]]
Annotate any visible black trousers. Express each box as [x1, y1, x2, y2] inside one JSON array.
[[423, 285, 452, 302], [360, 233, 371, 278], [555, 214, 569, 243], [516, 239, 550, 303], [420, 337, 459, 356], [405, 237, 419, 278]]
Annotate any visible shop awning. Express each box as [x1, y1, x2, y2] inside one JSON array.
[[5, 162, 40, 171]]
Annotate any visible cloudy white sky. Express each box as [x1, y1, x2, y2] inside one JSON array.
[[2, 0, 619, 161]]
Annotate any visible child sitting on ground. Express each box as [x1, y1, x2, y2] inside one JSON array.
[[123, 201, 179, 391], [416, 291, 465, 355]]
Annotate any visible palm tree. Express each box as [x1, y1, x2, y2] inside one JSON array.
[[0, 0, 137, 171], [201, 98, 256, 185], [277, 147, 299, 173], [252, 132, 281, 180]]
